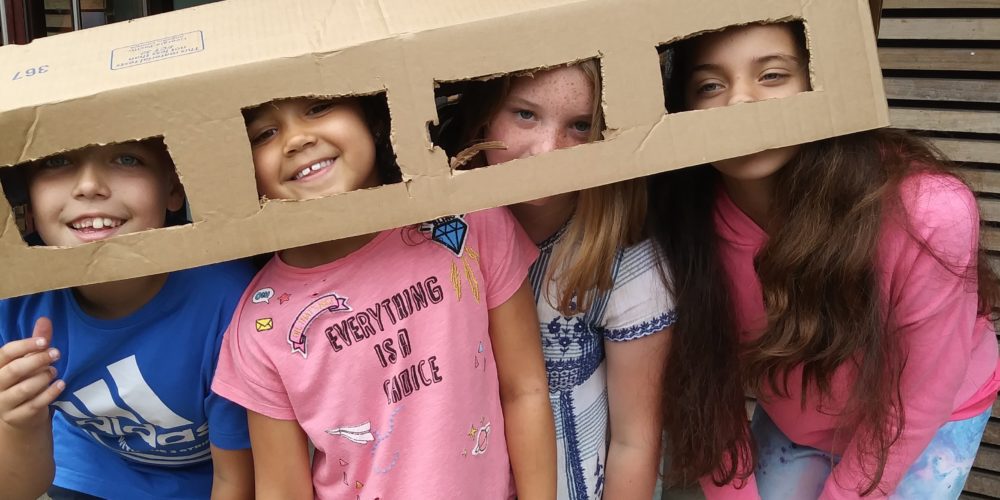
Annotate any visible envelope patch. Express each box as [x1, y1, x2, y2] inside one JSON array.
[[255, 317, 273, 332]]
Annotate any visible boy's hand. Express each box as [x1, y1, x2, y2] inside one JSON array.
[[0, 318, 64, 429]]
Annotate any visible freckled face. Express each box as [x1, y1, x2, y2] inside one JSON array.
[[684, 24, 810, 183], [245, 97, 379, 201], [483, 66, 596, 206]]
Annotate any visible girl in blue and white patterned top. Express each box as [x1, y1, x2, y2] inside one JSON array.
[[452, 60, 676, 500]]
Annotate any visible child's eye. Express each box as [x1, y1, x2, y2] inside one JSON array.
[[697, 82, 724, 94], [571, 121, 591, 133], [114, 154, 143, 167], [307, 101, 336, 116], [249, 128, 277, 146], [516, 110, 535, 121], [40, 156, 71, 169], [760, 72, 788, 83]]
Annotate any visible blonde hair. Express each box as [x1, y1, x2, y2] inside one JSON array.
[[552, 180, 646, 314], [454, 60, 647, 314]]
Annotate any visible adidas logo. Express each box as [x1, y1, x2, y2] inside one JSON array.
[[52, 355, 210, 467]]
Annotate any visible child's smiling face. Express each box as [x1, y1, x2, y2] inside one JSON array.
[[245, 97, 379, 201], [683, 23, 810, 183], [28, 140, 184, 247]]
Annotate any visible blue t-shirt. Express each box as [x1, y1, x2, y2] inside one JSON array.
[[0, 261, 255, 500]]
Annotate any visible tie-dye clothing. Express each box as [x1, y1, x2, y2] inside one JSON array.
[[529, 230, 676, 500], [752, 406, 990, 500]]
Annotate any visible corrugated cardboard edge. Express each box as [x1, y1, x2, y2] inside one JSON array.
[[0, 0, 888, 298]]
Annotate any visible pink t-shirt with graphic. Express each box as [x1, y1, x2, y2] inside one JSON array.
[[213, 208, 538, 499]]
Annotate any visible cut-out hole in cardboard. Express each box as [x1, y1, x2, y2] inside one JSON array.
[[430, 59, 607, 171], [0, 137, 190, 247], [659, 20, 811, 114], [240, 93, 401, 205]]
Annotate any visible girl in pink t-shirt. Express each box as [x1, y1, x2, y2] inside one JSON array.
[[649, 22, 1000, 499], [211, 95, 556, 499]]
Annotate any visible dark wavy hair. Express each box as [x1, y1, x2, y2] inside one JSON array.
[[652, 22, 1000, 495], [358, 94, 402, 186]]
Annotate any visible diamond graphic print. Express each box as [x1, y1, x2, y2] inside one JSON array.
[[430, 217, 468, 256]]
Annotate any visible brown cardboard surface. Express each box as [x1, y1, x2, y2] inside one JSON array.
[[0, 0, 887, 298]]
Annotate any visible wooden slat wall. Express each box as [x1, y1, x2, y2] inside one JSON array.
[[880, 18, 1000, 40], [883, 77, 999, 102], [879, 47, 1000, 71], [878, 1, 1000, 498]]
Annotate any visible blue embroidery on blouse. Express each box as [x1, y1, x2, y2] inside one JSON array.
[[544, 315, 604, 391], [601, 309, 678, 342]]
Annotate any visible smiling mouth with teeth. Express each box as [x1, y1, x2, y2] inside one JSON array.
[[70, 217, 125, 230], [293, 158, 335, 181]]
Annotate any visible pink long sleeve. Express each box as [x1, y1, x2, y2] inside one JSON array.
[[700, 472, 761, 500], [818, 174, 996, 498], [712, 173, 999, 500]]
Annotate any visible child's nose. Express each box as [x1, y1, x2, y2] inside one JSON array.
[[72, 162, 110, 199], [727, 78, 757, 106], [283, 127, 317, 156], [527, 128, 565, 157]]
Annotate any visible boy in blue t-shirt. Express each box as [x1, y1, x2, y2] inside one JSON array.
[[0, 138, 255, 500]]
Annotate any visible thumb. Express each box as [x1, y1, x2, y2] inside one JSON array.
[[31, 317, 53, 345]]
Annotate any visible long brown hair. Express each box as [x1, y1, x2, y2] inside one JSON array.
[[653, 22, 1000, 494], [451, 60, 647, 314], [650, 163, 755, 487]]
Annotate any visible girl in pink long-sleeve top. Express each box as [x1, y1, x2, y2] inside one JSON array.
[[650, 22, 1000, 499]]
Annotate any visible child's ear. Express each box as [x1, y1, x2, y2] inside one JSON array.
[[166, 173, 186, 213]]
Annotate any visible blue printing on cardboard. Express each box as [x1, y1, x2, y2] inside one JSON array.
[[110, 31, 205, 70]]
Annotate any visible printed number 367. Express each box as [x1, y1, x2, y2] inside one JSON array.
[[12, 65, 49, 80]]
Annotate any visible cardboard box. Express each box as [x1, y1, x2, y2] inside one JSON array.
[[0, 0, 887, 298]]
